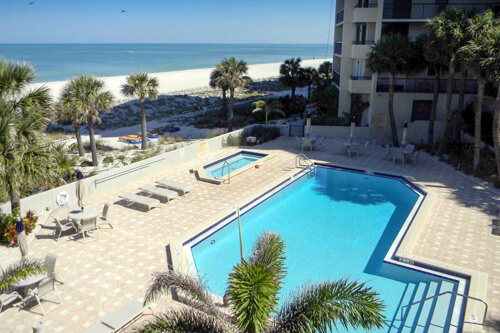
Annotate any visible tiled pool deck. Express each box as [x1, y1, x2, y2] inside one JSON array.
[[1, 137, 499, 332]]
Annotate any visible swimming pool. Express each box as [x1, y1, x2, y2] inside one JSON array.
[[203, 151, 267, 178], [187, 166, 466, 332]]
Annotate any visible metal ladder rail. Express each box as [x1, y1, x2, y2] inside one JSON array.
[[400, 291, 488, 325], [221, 160, 231, 184], [295, 154, 315, 177]]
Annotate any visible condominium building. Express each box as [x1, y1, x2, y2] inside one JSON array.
[[333, 0, 499, 139]]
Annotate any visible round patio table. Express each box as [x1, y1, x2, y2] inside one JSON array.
[[68, 208, 98, 222], [11, 272, 48, 298], [343, 141, 360, 147]]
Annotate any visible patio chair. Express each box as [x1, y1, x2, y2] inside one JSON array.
[[76, 217, 100, 243], [405, 144, 415, 154], [316, 137, 324, 148], [393, 150, 405, 165], [302, 138, 313, 152], [385, 143, 393, 159], [0, 291, 22, 312], [98, 203, 114, 229], [51, 214, 76, 242], [44, 253, 63, 285], [27, 276, 62, 316], [333, 140, 344, 154], [295, 135, 301, 149], [405, 150, 420, 166], [155, 179, 193, 195], [347, 144, 359, 158]]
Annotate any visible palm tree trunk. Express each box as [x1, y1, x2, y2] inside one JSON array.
[[140, 99, 147, 150], [428, 67, 440, 146], [455, 69, 467, 142], [9, 182, 20, 216], [291, 86, 296, 99], [307, 83, 311, 99], [75, 124, 85, 157], [388, 74, 399, 147], [473, 79, 486, 174], [438, 66, 455, 158], [87, 117, 98, 167], [493, 83, 500, 179], [222, 88, 228, 114], [228, 88, 235, 132]]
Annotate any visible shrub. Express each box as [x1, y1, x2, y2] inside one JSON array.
[[206, 129, 226, 138], [174, 135, 183, 142], [68, 142, 78, 152], [2, 210, 38, 244], [117, 155, 127, 166], [103, 156, 114, 166], [244, 126, 281, 144], [158, 137, 166, 145], [224, 133, 245, 146], [86, 170, 99, 177], [81, 160, 93, 167], [279, 95, 307, 117], [0, 212, 16, 243]]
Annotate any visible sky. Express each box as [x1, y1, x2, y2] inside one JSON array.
[[0, 0, 336, 44]]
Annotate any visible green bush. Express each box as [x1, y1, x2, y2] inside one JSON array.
[[103, 156, 114, 166], [81, 160, 93, 167], [158, 137, 166, 145], [278, 95, 307, 117], [117, 155, 127, 166], [206, 129, 226, 138], [224, 133, 245, 146], [68, 142, 78, 152], [0, 212, 16, 243], [244, 126, 281, 144], [174, 135, 183, 142]]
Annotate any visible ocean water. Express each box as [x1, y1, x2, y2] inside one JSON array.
[[0, 43, 329, 82], [191, 167, 460, 332]]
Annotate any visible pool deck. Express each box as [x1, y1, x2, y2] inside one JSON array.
[[1, 136, 499, 332]]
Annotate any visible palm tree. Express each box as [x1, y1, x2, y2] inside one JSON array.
[[368, 36, 425, 147], [459, 11, 498, 174], [301, 67, 317, 99], [317, 61, 333, 82], [279, 58, 304, 99], [0, 60, 53, 213], [63, 75, 113, 166], [56, 98, 86, 157], [216, 57, 250, 132], [121, 73, 159, 150], [139, 232, 385, 333], [428, 8, 469, 157], [210, 67, 230, 116], [0, 258, 47, 293], [251, 100, 285, 126], [421, 32, 450, 145]]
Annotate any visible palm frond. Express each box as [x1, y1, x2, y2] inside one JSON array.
[[0, 258, 47, 293], [270, 278, 385, 333], [136, 308, 228, 333]]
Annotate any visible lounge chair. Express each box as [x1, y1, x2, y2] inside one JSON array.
[[138, 132, 160, 139], [119, 135, 140, 142], [139, 185, 179, 202], [85, 299, 144, 333], [99, 203, 113, 229], [193, 169, 225, 185], [119, 193, 161, 211], [155, 179, 193, 195], [27, 276, 62, 316]]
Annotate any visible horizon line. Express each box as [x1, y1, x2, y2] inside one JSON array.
[[0, 42, 328, 45]]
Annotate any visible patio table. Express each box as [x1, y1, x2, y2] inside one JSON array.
[[68, 208, 98, 222], [343, 141, 360, 147], [301, 136, 317, 143], [11, 272, 48, 298]]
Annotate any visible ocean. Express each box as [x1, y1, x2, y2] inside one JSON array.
[[0, 43, 329, 82]]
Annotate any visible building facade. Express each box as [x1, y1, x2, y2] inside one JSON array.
[[333, 0, 499, 141]]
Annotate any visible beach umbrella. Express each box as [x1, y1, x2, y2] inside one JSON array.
[[16, 217, 28, 257], [306, 115, 312, 137], [401, 122, 408, 147], [350, 122, 355, 142], [76, 171, 85, 209]]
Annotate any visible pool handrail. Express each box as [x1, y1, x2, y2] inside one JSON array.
[[222, 160, 230, 184]]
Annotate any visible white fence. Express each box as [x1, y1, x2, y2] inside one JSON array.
[[0, 127, 250, 215]]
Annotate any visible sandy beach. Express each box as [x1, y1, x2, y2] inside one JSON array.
[[31, 59, 325, 102]]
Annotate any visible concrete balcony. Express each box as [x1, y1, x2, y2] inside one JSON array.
[[351, 41, 374, 59], [353, 5, 378, 23], [349, 76, 373, 94]]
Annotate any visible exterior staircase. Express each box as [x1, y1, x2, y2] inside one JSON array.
[[388, 280, 462, 332]]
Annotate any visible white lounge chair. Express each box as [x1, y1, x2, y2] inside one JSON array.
[[86, 299, 144, 333], [119, 193, 161, 212], [155, 179, 193, 195], [140, 185, 179, 202]]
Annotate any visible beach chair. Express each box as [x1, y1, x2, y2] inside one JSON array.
[[155, 179, 193, 195], [119, 135, 139, 142], [119, 193, 161, 212], [139, 185, 179, 202]]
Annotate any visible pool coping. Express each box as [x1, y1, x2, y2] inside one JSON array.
[[193, 150, 276, 183], [168, 159, 487, 332]]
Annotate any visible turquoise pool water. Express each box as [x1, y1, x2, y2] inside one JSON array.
[[204, 152, 265, 178], [190, 167, 462, 332]]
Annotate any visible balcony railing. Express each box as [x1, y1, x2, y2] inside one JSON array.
[[352, 40, 375, 45], [334, 42, 342, 55], [350, 75, 372, 80], [376, 78, 477, 94], [354, 3, 377, 8], [333, 71, 341, 86], [383, 3, 500, 20], [336, 9, 344, 24]]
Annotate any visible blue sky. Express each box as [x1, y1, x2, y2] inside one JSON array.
[[0, 0, 336, 43]]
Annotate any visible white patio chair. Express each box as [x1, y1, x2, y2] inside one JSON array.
[[295, 135, 302, 149], [76, 217, 100, 243], [44, 253, 63, 285], [385, 143, 393, 159], [302, 138, 313, 152], [347, 145, 359, 158], [98, 203, 113, 229], [51, 214, 76, 242], [405, 150, 420, 166], [0, 291, 22, 312], [393, 150, 405, 165], [317, 137, 324, 148], [27, 277, 62, 316]]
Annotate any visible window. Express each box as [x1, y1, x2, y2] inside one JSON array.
[[411, 100, 433, 122]]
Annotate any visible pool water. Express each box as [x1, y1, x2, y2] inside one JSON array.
[[190, 167, 462, 332], [204, 152, 264, 178]]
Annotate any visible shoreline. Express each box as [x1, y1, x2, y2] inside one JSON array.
[[30, 58, 325, 101]]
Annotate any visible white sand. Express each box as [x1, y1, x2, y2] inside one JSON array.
[[30, 59, 325, 102]]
